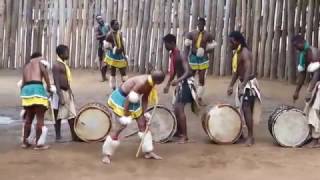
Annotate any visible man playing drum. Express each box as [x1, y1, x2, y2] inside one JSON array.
[[227, 31, 262, 146], [163, 33, 199, 144], [20, 52, 52, 150], [52, 45, 80, 142], [292, 35, 320, 148], [184, 17, 216, 106], [102, 70, 165, 164], [104, 19, 128, 90]]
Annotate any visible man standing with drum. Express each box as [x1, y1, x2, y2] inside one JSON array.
[[95, 15, 110, 82], [52, 45, 80, 142], [184, 18, 216, 106], [292, 35, 320, 148], [102, 71, 165, 164], [227, 31, 262, 146], [163, 34, 199, 144]]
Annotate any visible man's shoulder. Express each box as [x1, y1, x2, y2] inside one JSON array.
[[240, 47, 252, 59]]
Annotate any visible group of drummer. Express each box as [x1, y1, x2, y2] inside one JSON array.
[[19, 16, 320, 163]]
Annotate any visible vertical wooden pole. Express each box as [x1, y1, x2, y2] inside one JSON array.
[[59, 0, 65, 44], [145, 0, 155, 73], [157, 0, 165, 70], [198, 0, 205, 17], [151, 0, 160, 70], [235, 0, 241, 30], [208, 0, 217, 74], [301, 0, 307, 36], [271, 0, 283, 79], [122, 0, 129, 53], [241, 0, 246, 33], [221, 0, 231, 75], [80, 0, 88, 67], [257, 0, 269, 77], [118, 0, 123, 21], [184, 0, 191, 32], [128, 0, 139, 71], [214, 0, 224, 75], [191, 0, 199, 29], [294, 0, 302, 35], [4, 0, 12, 67], [252, 0, 261, 74], [139, 0, 151, 73], [0, 0, 4, 68], [314, 0, 320, 47], [264, 0, 276, 78], [177, 0, 185, 49], [162, 0, 172, 72], [172, 0, 178, 36], [86, 0, 94, 68], [25, 0, 34, 63], [278, 0, 287, 79], [133, 0, 144, 72], [287, 0, 296, 83], [306, 0, 314, 44], [70, 0, 78, 68]]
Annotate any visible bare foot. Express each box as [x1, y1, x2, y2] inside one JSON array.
[[175, 136, 189, 144], [242, 125, 248, 138], [21, 143, 31, 149], [304, 140, 320, 148], [144, 152, 162, 160], [33, 145, 50, 150], [245, 137, 254, 147], [102, 155, 111, 164], [198, 98, 207, 106]]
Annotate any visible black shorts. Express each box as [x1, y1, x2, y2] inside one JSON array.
[[242, 89, 256, 110], [175, 81, 194, 104], [98, 47, 104, 60]]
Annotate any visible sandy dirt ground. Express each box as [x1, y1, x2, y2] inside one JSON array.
[[0, 69, 319, 180]]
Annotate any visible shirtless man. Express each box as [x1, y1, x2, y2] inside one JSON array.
[[102, 71, 165, 164], [104, 19, 127, 90], [292, 35, 320, 148], [227, 31, 262, 146], [52, 44, 79, 141], [20, 52, 52, 150], [184, 17, 216, 105], [163, 33, 198, 143], [95, 15, 110, 82]]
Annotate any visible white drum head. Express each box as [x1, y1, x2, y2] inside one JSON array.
[[273, 109, 310, 147], [75, 107, 111, 141], [207, 105, 242, 143]]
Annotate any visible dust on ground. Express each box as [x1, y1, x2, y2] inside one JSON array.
[[0, 69, 317, 180]]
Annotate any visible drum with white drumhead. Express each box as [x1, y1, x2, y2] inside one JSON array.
[[268, 105, 310, 147], [202, 104, 242, 144], [120, 105, 177, 143], [74, 103, 112, 142]]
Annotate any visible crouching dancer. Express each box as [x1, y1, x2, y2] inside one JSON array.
[[102, 70, 165, 164]]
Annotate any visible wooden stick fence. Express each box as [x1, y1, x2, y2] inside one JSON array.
[[0, 0, 319, 83]]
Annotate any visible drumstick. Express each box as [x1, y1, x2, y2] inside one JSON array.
[[135, 104, 158, 158]]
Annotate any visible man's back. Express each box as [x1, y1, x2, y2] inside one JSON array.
[[23, 58, 42, 82]]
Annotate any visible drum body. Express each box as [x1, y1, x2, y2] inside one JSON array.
[[268, 105, 310, 147], [202, 104, 242, 144], [120, 105, 177, 143], [74, 103, 112, 142]]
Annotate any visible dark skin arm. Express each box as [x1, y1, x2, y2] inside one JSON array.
[[205, 34, 215, 53], [239, 52, 252, 93], [40, 62, 51, 92], [171, 55, 192, 85], [163, 69, 176, 94], [227, 73, 239, 96], [306, 69, 320, 101], [293, 49, 312, 101], [52, 64, 65, 105]]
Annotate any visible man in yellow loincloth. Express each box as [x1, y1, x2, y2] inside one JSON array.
[[184, 17, 216, 105], [292, 35, 320, 148], [20, 52, 52, 150], [104, 19, 128, 90], [102, 71, 165, 164], [227, 31, 262, 146]]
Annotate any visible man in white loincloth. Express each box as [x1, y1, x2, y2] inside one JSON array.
[[227, 31, 262, 146], [292, 34, 320, 148]]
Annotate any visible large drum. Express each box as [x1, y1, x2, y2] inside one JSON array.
[[268, 105, 310, 147], [202, 104, 242, 144], [74, 103, 112, 142], [120, 105, 177, 143]]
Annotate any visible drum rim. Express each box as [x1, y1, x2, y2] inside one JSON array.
[[271, 108, 310, 147], [146, 104, 177, 143], [74, 102, 112, 142], [203, 104, 243, 144]]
